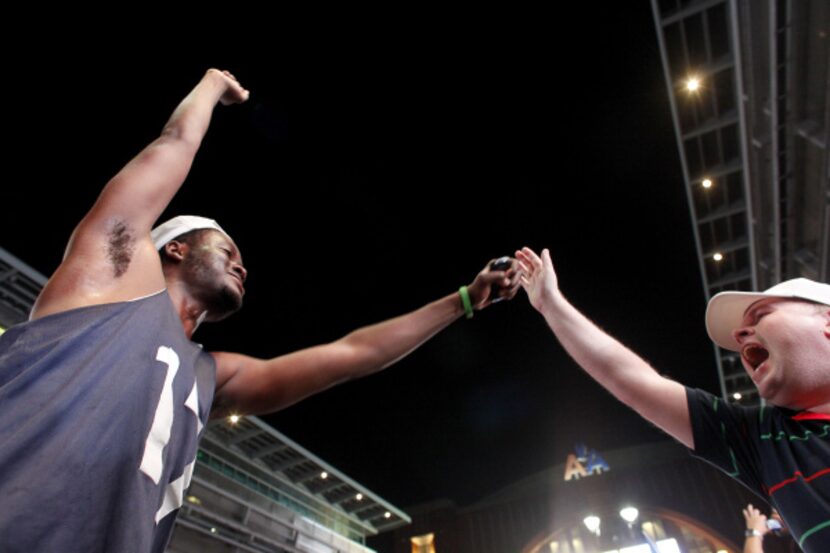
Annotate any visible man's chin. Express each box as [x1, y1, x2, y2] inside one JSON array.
[[758, 386, 778, 403], [761, 389, 803, 410]]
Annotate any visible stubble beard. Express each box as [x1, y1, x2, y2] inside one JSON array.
[[186, 255, 244, 322]]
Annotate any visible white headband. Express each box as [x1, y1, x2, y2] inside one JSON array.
[[150, 215, 231, 250]]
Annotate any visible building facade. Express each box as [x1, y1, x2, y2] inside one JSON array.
[[374, 441, 797, 553]]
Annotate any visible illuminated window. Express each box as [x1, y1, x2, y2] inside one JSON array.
[[411, 533, 436, 553], [530, 510, 730, 553], [614, 540, 680, 553]]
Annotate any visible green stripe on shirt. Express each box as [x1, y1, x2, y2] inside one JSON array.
[[800, 519, 830, 548]]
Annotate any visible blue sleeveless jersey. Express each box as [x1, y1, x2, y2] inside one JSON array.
[[0, 290, 216, 553]]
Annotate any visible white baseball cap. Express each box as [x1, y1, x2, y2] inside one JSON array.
[[706, 278, 830, 351], [151, 215, 231, 250]]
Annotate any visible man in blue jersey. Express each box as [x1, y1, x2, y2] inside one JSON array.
[[0, 69, 520, 553], [516, 247, 830, 552]]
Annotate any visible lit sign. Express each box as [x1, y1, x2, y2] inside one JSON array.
[[564, 443, 609, 481]]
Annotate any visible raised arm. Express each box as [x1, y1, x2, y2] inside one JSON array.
[[742, 504, 770, 553], [516, 247, 693, 448], [209, 259, 521, 417], [32, 69, 249, 319]]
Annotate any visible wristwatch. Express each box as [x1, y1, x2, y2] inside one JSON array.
[[745, 528, 763, 538]]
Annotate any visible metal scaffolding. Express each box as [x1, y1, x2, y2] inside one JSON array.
[[170, 417, 410, 552], [651, 0, 829, 405], [0, 247, 47, 330]]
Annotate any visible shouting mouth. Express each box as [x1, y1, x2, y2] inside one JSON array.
[[741, 344, 769, 372]]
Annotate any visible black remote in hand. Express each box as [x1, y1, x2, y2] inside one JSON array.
[[489, 256, 512, 303]]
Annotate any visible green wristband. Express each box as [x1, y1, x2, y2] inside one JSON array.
[[459, 286, 474, 319]]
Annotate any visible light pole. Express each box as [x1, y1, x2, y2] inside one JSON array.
[[583, 514, 602, 552], [620, 506, 659, 553], [583, 515, 601, 536]]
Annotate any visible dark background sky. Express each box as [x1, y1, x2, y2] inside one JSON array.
[[3, 5, 721, 514]]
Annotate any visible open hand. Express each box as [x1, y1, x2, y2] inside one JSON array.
[[515, 247, 560, 312]]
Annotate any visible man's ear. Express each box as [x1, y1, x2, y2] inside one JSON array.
[[823, 307, 830, 340], [163, 240, 188, 263]]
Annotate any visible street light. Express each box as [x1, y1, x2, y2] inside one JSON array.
[[620, 506, 660, 553], [583, 515, 601, 536], [620, 507, 639, 525]]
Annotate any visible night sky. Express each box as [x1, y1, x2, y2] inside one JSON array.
[[4, 6, 722, 512]]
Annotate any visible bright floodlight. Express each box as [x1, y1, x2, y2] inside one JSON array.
[[356, 493, 363, 501], [619, 546, 650, 553], [229, 414, 240, 425], [384, 512, 392, 519], [655, 539, 682, 553], [686, 77, 700, 91], [702, 178, 712, 188], [620, 506, 639, 524], [320, 471, 328, 479], [733, 392, 742, 400], [616, 541, 681, 553], [583, 515, 601, 534], [713, 252, 724, 261]]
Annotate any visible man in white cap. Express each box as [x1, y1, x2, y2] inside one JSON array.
[[515, 246, 830, 552], [0, 69, 520, 553]]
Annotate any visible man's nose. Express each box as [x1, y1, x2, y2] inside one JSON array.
[[732, 326, 754, 345], [232, 263, 247, 283]]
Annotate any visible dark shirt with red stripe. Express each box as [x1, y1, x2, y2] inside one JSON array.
[[687, 387, 830, 552]]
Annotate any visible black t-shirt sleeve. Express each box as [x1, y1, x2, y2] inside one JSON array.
[[686, 386, 765, 495]]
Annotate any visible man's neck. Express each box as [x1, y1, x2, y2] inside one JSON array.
[[166, 281, 208, 339]]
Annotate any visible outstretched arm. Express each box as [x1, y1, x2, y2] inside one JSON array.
[[516, 247, 692, 448], [210, 259, 521, 417], [32, 69, 249, 319]]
